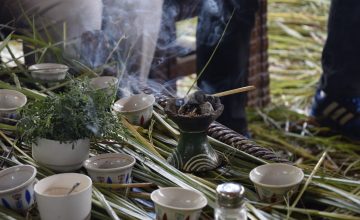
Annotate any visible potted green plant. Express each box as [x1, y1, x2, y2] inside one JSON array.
[[18, 79, 122, 172]]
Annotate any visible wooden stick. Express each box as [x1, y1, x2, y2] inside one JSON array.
[[127, 192, 151, 200], [212, 85, 256, 97], [94, 182, 155, 189], [121, 117, 165, 160]]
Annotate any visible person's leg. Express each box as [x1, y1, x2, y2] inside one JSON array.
[[102, 0, 163, 79], [138, 0, 164, 81], [4, 0, 102, 64], [149, 0, 202, 83], [149, 0, 180, 83], [311, 0, 360, 140], [320, 0, 360, 97], [196, 0, 258, 135]]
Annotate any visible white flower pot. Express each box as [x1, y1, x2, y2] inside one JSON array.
[[32, 138, 90, 172]]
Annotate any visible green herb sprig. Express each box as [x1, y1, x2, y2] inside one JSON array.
[[17, 79, 123, 144]]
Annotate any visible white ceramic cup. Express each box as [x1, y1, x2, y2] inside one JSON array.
[[83, 153, 136, 184], [28, 63, 69, 81], [0, 89, 27, 120], [34, 173, 92, 220], [90, 76, 118, 96], [113, 93, 155, 127], [151, 187, 207, 220], [0, 165, 37, 212], [249, 163, 304, 203]]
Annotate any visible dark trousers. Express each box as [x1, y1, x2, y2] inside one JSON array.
[[196, 0, 258, 134], [320, 0, 360, 97]]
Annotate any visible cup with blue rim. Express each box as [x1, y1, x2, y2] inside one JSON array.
[[83, 153, 136, 185], [0, 89, 27, 123], [0, 165, 37, 212]]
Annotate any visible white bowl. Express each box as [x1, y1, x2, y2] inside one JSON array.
[[34, 173, 92, 220], [151, 187, 207, 220], [113, 93, 155, 126], [0, 165, 37, 212], [29, 63, 69, 81], [32, 138, 90, 172], [90, 76, 118, 95], [249, 163, 304, 203], [0, 89, 27, 119], [83, 153, 136, 184]]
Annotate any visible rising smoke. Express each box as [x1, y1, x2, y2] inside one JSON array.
[[1, 0, 228, 98]]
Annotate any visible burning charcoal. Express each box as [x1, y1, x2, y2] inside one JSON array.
[[185, 91, 206, 105], [176, 99, 185, 107], [200, 102, 214, 115], [204, 94, 219, 105], [178, 104, 197, 115], [178, 105, 186, 115], [174, 90, 222, 117], [188, 107, 199, 116], [193, 91, 206, 104]]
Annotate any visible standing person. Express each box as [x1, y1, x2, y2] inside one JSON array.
[[1, 0, 102, 63], [310, 0, 360, 140], [196, 0, 259, 136], [1, 0, 164, 80]]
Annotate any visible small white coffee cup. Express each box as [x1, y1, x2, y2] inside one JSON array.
[[34, 173, 92, 220], [83, 153, 136, 184], [151, 187, 207, 220], [0, 165, 37, 212], [0, 89, 27, 122], [113, 93, 155, 127], [29, 63, 69, 81], [249, 163, 304, 203], [90, 76, 118, 96]]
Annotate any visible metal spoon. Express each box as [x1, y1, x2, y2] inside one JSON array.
[[67, 182, 80, 195]]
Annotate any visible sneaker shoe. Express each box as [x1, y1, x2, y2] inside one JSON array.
[[310, 90, 360, 141]]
